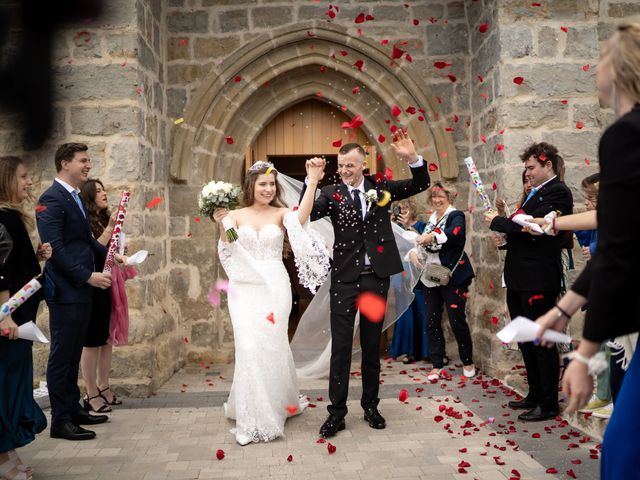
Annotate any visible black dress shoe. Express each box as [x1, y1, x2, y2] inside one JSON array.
[[72, 409, 109, 425], [518, 406, 559, 422], [508, 398, 537, 410], [319, 415, 346, 438], [51, 422, 96, 440], [363, 407, 386, 429]]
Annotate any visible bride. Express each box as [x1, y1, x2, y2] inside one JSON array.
[[212, 159, 329, 446]]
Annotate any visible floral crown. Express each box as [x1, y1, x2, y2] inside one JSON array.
[[248, 161, 276, 175]]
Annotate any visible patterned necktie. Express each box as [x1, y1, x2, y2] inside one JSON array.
[[71, 191, 86, 219], [352, 189, 364, 220]]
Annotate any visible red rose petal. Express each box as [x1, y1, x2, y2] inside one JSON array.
[[146, 197, 163, 209], [561, 26, 568, 33], [576, 121, 584, 129], [355, 292, 386, 322], [286, 405, 298, 414], [584, 158, 591, 166], [354, 13, 365, 24], [513, 76, 524, 85], [491, 316, 499, 325], [406, 106, 416, 114], [434, 61, 452, 69], [567, 469, 577, 479], [332, 192, 343, 202], [495, 144, 505, 151], [391, 105, 402, 117], [365, 14, 374, 21], [353, 59, 364, 72], [233, 75, 241, 82], [447, 74, 457, 82], [583, 64, 590, 72], [341, 115, 364, 129], [546, 467, 558, 474], [351, 86, 360, 94], [479, 22, 489, 33], [428, 163, 438, 172], [287, 454, 293, 462], [452, 226, 461, 236], [434, 415, 444, 422], [216, 449, 224, 460], [179, 38, 188, 47], [459, 448, 468, 453], [398, 389, 409, 402], [378, 134, 386, 143], [327, 442, 337, 454], [391, 45, 404, 59], [332, 139, 343, 148], [183, 336, 189, 343], [225, 136, 234, 144], [35, 204, 47, 213], [532, 433, 541, 438], [404, 53, 412, 63], [492, 182, 497, 190], [266, 312, 275, 324]]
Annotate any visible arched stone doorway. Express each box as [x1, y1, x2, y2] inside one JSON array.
[[169, 22, 459, 358]]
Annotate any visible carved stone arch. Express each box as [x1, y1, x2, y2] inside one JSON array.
[[170, 22, 458, 186]]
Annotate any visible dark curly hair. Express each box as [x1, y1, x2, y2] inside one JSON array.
[[54, 142, 88, 173], [80, 179, 111, 238], [520, 142, 562, 176]]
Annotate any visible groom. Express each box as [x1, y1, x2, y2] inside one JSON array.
[[303, 129, 431, 437]]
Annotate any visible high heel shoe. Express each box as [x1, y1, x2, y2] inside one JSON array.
[[83, 393, 112, 413], [98, 386, 123, 406]]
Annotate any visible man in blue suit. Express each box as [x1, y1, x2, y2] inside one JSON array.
[[37, 143, 115, 441]]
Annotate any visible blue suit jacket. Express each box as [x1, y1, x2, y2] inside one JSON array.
[[436, 210, 474, 286], [36, 181, 107, 304]]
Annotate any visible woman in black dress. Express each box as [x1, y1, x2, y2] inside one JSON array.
[[0, 156, 51, 480], [79, 179, 118, 413]]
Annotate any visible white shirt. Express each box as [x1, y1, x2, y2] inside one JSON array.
[[55, 177, 81, 195]]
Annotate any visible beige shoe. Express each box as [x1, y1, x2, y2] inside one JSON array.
[[427, 369, 442, 381]]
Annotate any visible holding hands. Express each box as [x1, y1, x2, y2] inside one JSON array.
[[390, 129, 419, 164], [305, 157, 326, 184]]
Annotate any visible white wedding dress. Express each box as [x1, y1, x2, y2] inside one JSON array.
[[218, 212, 329, 445]]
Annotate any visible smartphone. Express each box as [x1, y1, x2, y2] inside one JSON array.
[[392, 205, 401, 221]]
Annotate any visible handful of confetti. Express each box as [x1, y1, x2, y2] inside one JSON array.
[[464, 156, 493, 211], [198, 180, 241, 241], [0, 276, 42, 336], [103, 191, 130, 274]]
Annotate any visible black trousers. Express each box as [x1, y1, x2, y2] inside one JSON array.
[[506, 289, 560, 411], [423, 281, 473, 369], [47, 302, 92, 426], [327, 272, 390, 419]]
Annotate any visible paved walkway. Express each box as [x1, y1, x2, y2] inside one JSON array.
[[21, 359, 601, 479]]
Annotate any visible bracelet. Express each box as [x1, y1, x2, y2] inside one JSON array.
[[554, 304, 572, 319], [565, 351, 608, 377]]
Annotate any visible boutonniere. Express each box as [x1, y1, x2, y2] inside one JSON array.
[[365, 189, 378, 203]]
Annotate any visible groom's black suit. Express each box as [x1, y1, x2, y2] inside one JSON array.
[[302, 162, 430, 419]]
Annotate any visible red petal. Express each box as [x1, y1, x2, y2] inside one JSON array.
[[406, 106, 417, 114], [447, 74, 457, 82], [385, 167, 393, 180], [354, 13, 365, 23], [319, 66, 326, 73], [365, 14, 374, 21], [495, 144, 505, 151], [391, 45, 404, 59], [479, 23, 489, 33], [178, 38, 188, 47], [378, 134, 386, 143], [327, 442, 337, 454], [571, 459, 581, 465], [352, 86, 360, 94], [225, 136, 234, 144], [404, 53, 413, 63], [146, 197, 163, 209], [492, 182, 497, 190], [428, 163, 438, 172], [193, 216, 201, 223], [459, 448, 467, 453], [287, 455, 293, 462], [266, 312, 275, 324], [376, 245, 384, 254], [356, 292, 386, 322], [532, 433, 541, 438], [183, 336, 189, 344], [513, 76, 524, 85], [398, 389, 409, 402], [381, 39, 389, 45], [353, 59, 364, 71], [332, 192, 343, 202], [567, 469, 577, 479], [546, 467, 558, 474], [332, 139, 343, 148], [434, 415, 444, 422], [561, 99, 568, 105], [326, 10, 335, 19], [576, 121, 584, 129], [216, 449, 225, 460], [391, 105, 402, 117], [286, 405, 298, 414], [341, 114, 364, 129], [491, 316, 499, 325], [561, 26, 568, 33], [434, 61, 452, 69], [582, 64, 590, 72], [35, 204, 47, 213], [584, 158, 591, 166], [234, 75, 241, 82], [452, 226, 461, 236]]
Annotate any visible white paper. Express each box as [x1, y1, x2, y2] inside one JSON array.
[[401, 230, 420, 242], [18, 321, 49, 344], [511, 214, 544, 234], [126, 250, 148, 266], [496, 316, 572, 344]]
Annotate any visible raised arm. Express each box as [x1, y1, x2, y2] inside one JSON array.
[[296, 157, 325, 224]]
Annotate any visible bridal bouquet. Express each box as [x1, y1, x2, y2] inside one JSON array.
[[198, 181, 241, 241]]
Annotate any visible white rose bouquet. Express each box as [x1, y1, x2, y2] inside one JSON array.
[[198, 180, 242, 241]]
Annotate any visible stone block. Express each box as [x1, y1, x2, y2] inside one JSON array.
[[71, 31, 102, 59], [54, 64, 138, 101], [537, 25, 559, 58], [167, 62, 214, 85], [500, 62, 595, 98], [0, 130, 21, 153], [426, 23, 468, 55], [471, 32, 500, 78], [545, 130, 599, 163], [191, 321, 215, 347], [167, 37, 191, 60], [106, 33, 138, 58], [138, 34, 158, 73], [100, 0, 137, 28], [446, 1, 466, 20], [412, 4, 445, 23], [251, 6, 293, 28], [501, 0, 598, 21], [500, 25, 533, 58], [193, 36, 241, 59], [108, 139, 142, 181], [608, 1, 640, 17], [564, 26, 599, 59], [167, 88, 187, 117], [169, 184, 203, 216], [217, 9, 249, 33], [169, 216, 186, 235], [110, 343, 156, 379], [573, 101, 601, 130], [167, 10, 209, 33], [144, 213, 167, 237], [70, 106, 139, 136], [372, 5, 409, 22], [149, 0, 162, 21], [297, 5, 326, 21], [499, 100, 569, 129], [598, 21, 618, 42]]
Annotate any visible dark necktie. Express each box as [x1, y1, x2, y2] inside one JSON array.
[[352, 189, 363, 220]]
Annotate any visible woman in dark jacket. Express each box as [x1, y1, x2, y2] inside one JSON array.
[[0, 156, 51, 480], [534, 21, 640, 479], [409, 182, 475, 381]]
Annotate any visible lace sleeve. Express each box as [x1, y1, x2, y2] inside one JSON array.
[[283, 211, 330, 293], [217, 239, 239, 279]]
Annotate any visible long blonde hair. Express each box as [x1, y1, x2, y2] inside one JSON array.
[[611, 21, 640, 106], [0, 156, 34, 231]]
